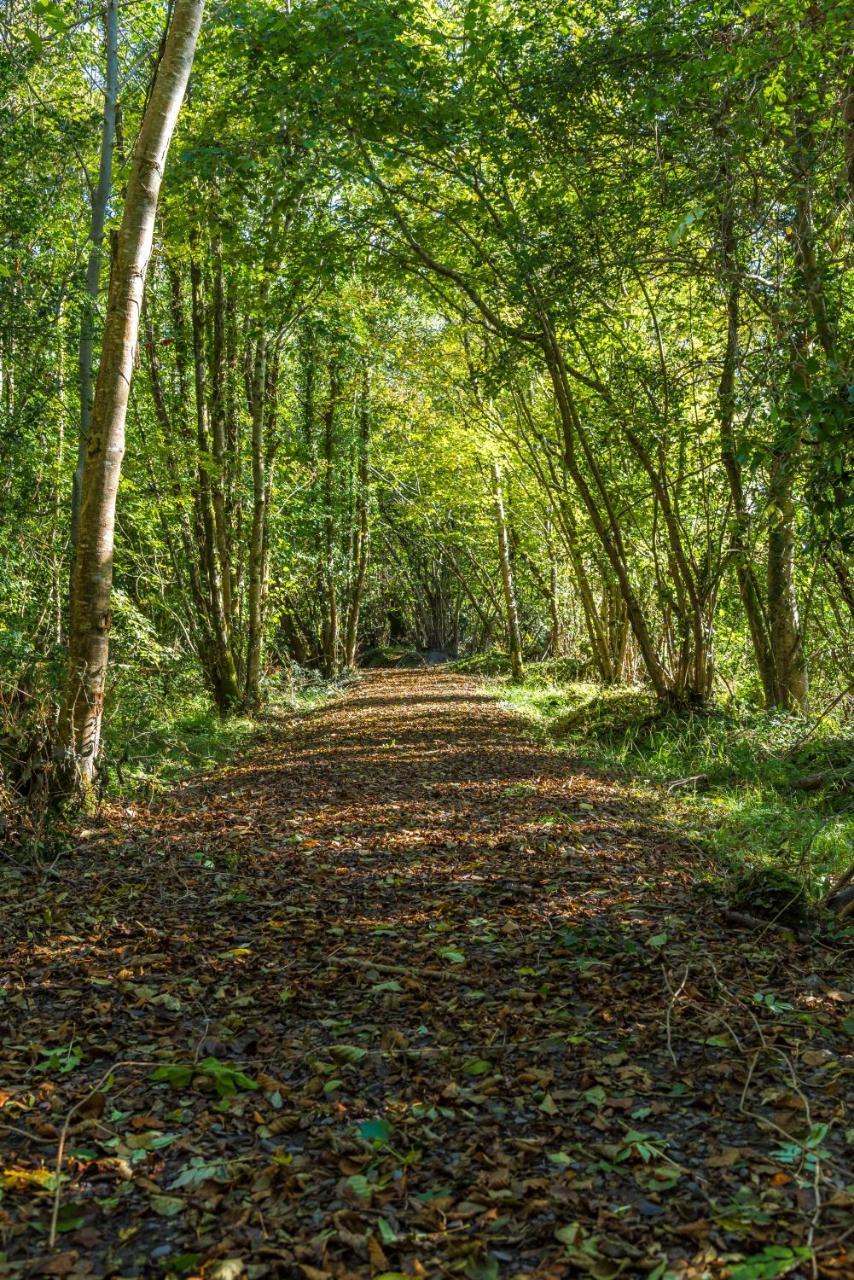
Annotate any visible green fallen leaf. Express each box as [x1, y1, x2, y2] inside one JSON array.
[[165, 1256, 202, 1276], [330, 1044, 369, 1064], [729, 1246, 814, 1280], [56, 1201, 86, 1233], [197, 1057, 258, 1097], [359, 1117, 392, 1144], [462, 1058, 492, 1076], [150, 1064, 193, 1089], [437, 947, 466, 964], [464, 1255, 499, 1280], [150, 1194, 185, 1218], [169, 1157, 227, 1189]]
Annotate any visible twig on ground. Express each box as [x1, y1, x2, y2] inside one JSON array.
[[662, 963, 689, 1068], [48, 1059, 157, 1249], [723, 908, 808, 941]]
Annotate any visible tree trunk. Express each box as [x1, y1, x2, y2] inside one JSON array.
[[715, 197, 778, 705], [548, 546, 561, 657], [344, 369, 370, 668], [191, 254, 239, 710], [245, 328, 268, 706], [321, 365, 340, 677], [540, 330, 670, 699], [209, 235, 234, 627], [767, 443, 809, 711], [58, 0, 206, 795], [71, 0, 119, 554], [492, 460, 524, 681]]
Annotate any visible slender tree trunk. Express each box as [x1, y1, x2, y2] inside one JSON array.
[[492, 460, 524, 681], [548, 545, 560, 657], [224, 277, 241, 608], [715, 197, 778, 705], [58, 0, 206, 794], [540, 331, 669, 699], [344, 369, 370, 668], [191, 255, 239, 709], [209, 235, 234, 627], [245, 328, 268, 706], [767, 443, 809, 711], [259, 351, 279, 635], [71, 0, 119, 555], [51, 303, 67, 645], [560, 505, 615, 682], [321, 365, 340, 676]]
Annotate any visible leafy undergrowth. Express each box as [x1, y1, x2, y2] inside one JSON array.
[[1, 670, 852, 1280], [490, 677, 854, 898], [103, 663, 350, 800], [450, 653, 589, 682], [0, 649, 346, 858]]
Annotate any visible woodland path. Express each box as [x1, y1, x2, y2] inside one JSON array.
[[1, 670, 851, 1278]]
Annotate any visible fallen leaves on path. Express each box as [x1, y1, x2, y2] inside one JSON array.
[[1, 671, 851, 1279]]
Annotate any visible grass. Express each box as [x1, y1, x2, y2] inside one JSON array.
[[103, 662, 349, 799], [485, 672, 853, 897]]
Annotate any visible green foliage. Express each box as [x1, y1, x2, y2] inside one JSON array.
[[493, 670, 853, 889], [1, 0, 850, 808], [450, 651, 513, 676]]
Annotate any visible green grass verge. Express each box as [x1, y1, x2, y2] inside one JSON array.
[[103, 664, 349, 800], [486, 674, 853, 897]]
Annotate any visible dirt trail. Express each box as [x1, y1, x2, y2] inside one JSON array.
[[1, 670, 851, 1278]]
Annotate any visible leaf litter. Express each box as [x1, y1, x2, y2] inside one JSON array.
[[0, 670, 851, 1279]]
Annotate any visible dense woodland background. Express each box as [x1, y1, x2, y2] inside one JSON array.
[[0, 0, 852, 887]]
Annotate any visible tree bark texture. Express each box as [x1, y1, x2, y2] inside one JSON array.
[[71, 0, 119, 554], [59, 0, 206, 791], [492, 460, 524, 681]]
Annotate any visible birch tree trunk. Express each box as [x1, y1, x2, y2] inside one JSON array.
[[70, 0, 119, 554], [58, 0, 206, 795], [492, 460, 524, 681]]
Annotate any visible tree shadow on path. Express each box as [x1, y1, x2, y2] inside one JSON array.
[[1, 669, 850, 1278]]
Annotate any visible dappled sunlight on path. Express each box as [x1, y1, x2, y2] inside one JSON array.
[[1, 671, 851, 1277]]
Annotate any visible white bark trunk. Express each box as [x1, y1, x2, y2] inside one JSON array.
[[59, 0, 206, 792]]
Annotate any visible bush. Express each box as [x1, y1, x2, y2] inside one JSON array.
[[449, 650, 513, 675]]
